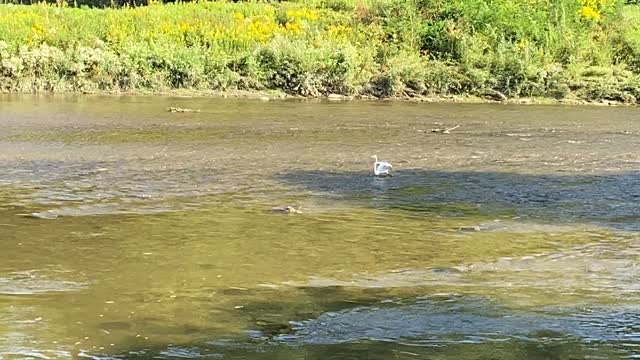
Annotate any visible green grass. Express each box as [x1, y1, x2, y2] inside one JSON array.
[[1, 0, 640, 102]]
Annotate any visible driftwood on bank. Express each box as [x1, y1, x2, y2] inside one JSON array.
[[482, 89, 508, 102]]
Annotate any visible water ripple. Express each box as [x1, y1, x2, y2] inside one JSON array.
[[0, 270, 87, 295], [280, 296, 640, 347]]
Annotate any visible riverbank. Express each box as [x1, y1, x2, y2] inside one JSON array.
[[1, 1, 640, 104], [3, 87, 633, 108]]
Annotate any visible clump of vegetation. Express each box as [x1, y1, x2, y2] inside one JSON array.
[[1, 0, 640, 103]]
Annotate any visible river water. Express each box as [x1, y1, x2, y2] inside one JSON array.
[[0, 95, 638, 359]]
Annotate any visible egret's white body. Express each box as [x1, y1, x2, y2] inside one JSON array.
[[371, 155, 393, 177]]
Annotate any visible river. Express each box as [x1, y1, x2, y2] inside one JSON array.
[[0, 95, 639, 359]]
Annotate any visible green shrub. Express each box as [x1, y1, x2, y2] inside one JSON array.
[[0, 0, 640, 103]]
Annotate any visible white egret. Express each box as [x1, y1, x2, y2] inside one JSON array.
[[371, 155, 393, 177]]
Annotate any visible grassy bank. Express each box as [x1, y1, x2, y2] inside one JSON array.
[[1, 0, 640, 103]]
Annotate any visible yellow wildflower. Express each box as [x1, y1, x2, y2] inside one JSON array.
[[579, 0, 615, 21], [32, 22, 45, 36], [179, 23, 190, 33], [517, 38, 529, 50], [580, 6, 600, 21], [286, 8, 319, 22], [285, 21, 303, 35]]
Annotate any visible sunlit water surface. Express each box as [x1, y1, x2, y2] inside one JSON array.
[[0, 95, 639, 359]]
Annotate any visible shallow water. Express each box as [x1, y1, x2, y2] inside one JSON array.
[[0, 95, 639, 359]]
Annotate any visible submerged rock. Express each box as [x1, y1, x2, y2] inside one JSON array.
[[271, 206, 303, 214]]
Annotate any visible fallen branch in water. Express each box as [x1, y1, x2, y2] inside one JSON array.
[[167, 107, 200, 113], [430, 124, 460, 134]]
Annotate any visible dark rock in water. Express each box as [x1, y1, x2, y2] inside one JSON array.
[[430, 124, 461, 134], [458, 225, 482, 232], [271, 206, 302, 214], [429, 267, 462, 274], [254, 320, 294, 337]]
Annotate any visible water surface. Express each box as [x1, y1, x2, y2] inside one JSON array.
[[0, 95, 639, 359]]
